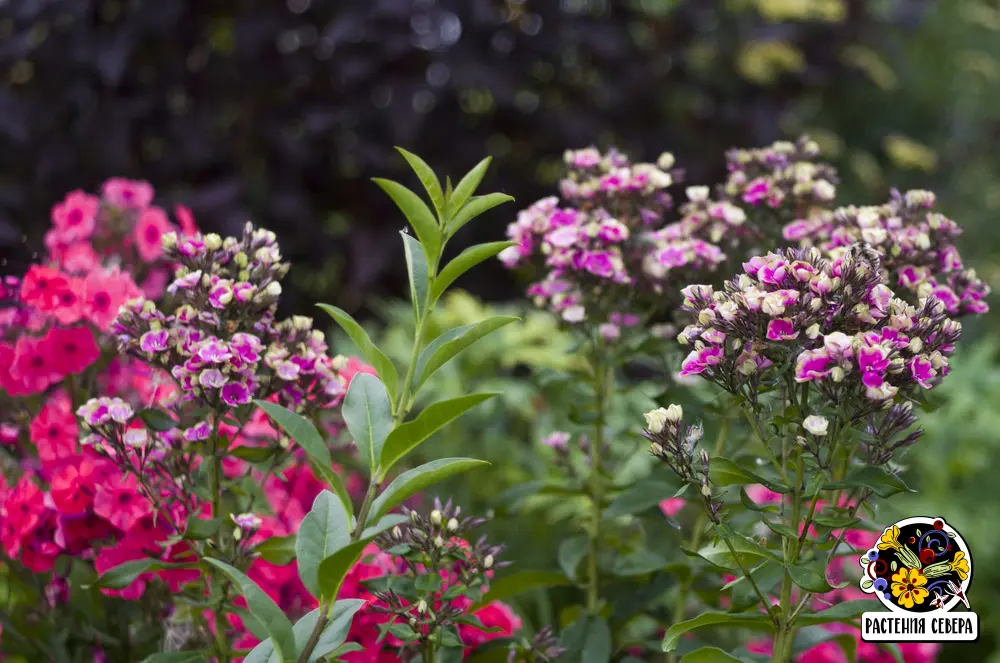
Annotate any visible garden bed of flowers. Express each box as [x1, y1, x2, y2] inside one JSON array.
[[0, 138, 988, 663]]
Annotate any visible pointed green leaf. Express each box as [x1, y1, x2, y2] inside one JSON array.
[[788, 560, 846, 594], [204, 558, 296, 662], [414, 317, 518, 391], [379, 393, 497, 476], [445, 157, 492, 220], [307, 458, 354, 517], [254, 401, 331, 467], [289, 600, 367, 663], [396, 148, 445, 219], [662, 612, 775, 652], [823, 466, 912, 498], [710, 457, 790, 493], [794, 599, 882, 626], [360, 513, 410, 539], [697, 535, 779, 571], [373, 178, 440, 262], [430, 241, 515, 305], [137, 407, 176, 432], [184, 517, 222, 541], [447, 193, 514, 237], [88, 558, 174, 590], [342, 373, 392, 474], [316, 304, 398, 405], [471, 570, 571, 610], [140, 654, 211, 663], [316, 540, 371, 602], [680, 647, 745, 663], [402, 233, 430, 320], [242, 641, 274, 663], [296, 491, 353, 597], [558, 535, 589, 580], [254, 534, 297, 566], [367, 458, 489, 525]]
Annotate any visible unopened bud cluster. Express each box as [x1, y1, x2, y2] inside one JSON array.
[[643, 405, 721, 521], [506, 625, 567, 663]]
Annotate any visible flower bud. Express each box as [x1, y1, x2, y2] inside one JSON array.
[[803, 415, 828, 436], [234, 252, 249, 268], [650, 442, 664, 457], [162, 232, 177, 250], [434, 535, 444, 547], [700, 484, 713, 498], [484, 555, 494, 569], [264, 282, 282, 297], [430, 509, 442, 525], [447, 518, 459, 532], [204, 233, 222, 250], [644, 407, 674, 434], [417, 599, 428, 614], [657, 152, 675, 170]]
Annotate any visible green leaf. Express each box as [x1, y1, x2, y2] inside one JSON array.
[[396, 147, 445, 219], [431, 241, 515, 305], [787, 561, 839, 594], [792, 626, 857, 661], [447, 193, 514, 237], [317, 540, 372, 602], [445, 156, 491, 221], [726, 560, 785, 612], [367, 458, 489, 525], [140, 654, 210, 663], [402, 232, 430, 320], [613, 549, 670, 576], [471, 570, 571, 610], [255, 401, 331, 467], [379, 393, 497, 476], [680, 647, 746, 663], [360, 513, 410, 539], [137, 407, 176, 431], [824, 466, 912, 498], [697, 535, 779, 572], [291, 599, 367, 663], [558, 535, 589, 580], [373, 177, 441, 262], [255, 534, 297, 566], [763, 519, 800, 540], [740, 487, 779, 513], [228, 445, 277, 463], [307, 459, 354, 517], [583, 616, 612, 663], [603, 479, 675, 519], [316, 304, 398, 404], [242, 640, 274, 663], [88, 558, 166, 589], [184, 517, 222, 541], [794, 599, 883, 626], [710, 457, 789, 493], [204, 558, 296, 662], [414, 317, 518, 391], [662, 612, 775, 652], [296, 491, 353, 598], [342, 374, 392, 474]]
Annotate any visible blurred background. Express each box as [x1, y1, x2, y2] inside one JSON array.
[[3, 0, 1000, 660]]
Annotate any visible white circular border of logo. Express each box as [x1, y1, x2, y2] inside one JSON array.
[[860, 516, 973, 614]]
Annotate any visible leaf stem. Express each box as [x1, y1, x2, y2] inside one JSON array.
[[586, 335, 610, 616]]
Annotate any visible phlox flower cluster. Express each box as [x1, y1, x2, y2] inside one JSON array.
[[784, 189, 990, 317], [677, 245, 961, 411], [113, 223, 349, 415], [45, 178, 198, 297], [500, 147, 771, 334], [721, 136, 838, 222]]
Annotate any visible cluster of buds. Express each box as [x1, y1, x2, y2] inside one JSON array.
[[784, 189, 990, 317], [506, 626, 567, 663], [112, 223, 349, 415], [643, 405, 721, 522], [860, 402, 923, 466], [722, 136, 838, 223], [500, 148, 765, 328], [677, 245, 962, 411], [539, 431, 609, 476], [370, 500, 508, 654]]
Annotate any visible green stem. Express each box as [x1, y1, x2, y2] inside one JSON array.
[[668, 419, 731, 663], [209, 424, 231, 663], [586, 339, 610, 616]]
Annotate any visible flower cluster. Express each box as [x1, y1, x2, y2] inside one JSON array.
[[113, 223, 348, 414], [45, 179, 198, 297], [722, 136, 838, 224], [499, 148, 684, 326], [784, 189, 990, 317], [677, 245, 961, 410], [368, 499, 517, 657]]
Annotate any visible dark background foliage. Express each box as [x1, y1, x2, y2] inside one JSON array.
[[8, 0, 994, 318]]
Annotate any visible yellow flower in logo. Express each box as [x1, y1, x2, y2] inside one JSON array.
[[891, 567, 929, 609], [950, 551, 970, 581], [878, 525, 902, 551]]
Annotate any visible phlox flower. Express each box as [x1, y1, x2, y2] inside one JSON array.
[[51, 190, 99, 241], [134, 207, 174, 262], [30, 397, 78, 462]]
